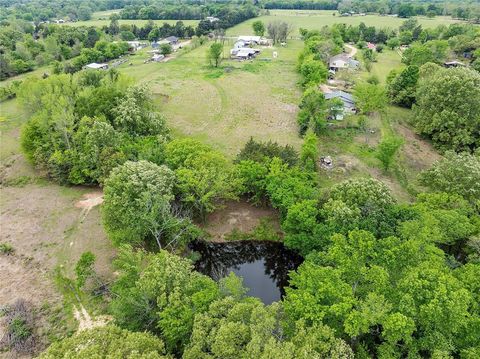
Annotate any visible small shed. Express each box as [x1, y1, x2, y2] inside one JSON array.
[[165, 36, 179, 45], [238, 35, 262, 45], [84, 63, 108, 70], [444, 61, 465, 68]]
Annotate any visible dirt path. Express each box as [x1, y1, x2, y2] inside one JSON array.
[[345, 44, 357, 58]]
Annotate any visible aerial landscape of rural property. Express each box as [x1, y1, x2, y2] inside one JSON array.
[[0, 0, 479, 357]]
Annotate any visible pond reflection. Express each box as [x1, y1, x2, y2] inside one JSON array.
[[189, 240, 303, 304]]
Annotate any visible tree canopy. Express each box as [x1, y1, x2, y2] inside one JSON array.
[[412, 66, 480, 152]]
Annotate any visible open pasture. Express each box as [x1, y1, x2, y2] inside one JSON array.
[[228, 9, 468, 36], [116, 40, 303, 156]]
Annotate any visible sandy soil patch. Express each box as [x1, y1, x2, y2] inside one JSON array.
[[73, 305, 110, 332], [201, 200, 281, 242]]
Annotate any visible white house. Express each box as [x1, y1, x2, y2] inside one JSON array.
[[85, 63, 109, 70], [329, 54, 359, 71]]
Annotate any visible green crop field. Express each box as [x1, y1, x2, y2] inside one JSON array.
[[66, 19, 199, 27], [114, 40, 303, 156], [228, 9, 467, 36]]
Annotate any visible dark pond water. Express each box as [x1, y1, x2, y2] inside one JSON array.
[[189, 240, 303, 304]]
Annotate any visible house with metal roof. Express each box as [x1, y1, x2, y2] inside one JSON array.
[[324, 90, 357, 120]]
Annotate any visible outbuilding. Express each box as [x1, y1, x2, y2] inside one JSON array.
[[84, 62, 109, 70]]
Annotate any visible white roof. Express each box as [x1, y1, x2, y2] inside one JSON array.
[[237, 48, 257, 54], [85, 63, 108, 69], [238, 36, 262, 42], [236, 49, 253, 57]]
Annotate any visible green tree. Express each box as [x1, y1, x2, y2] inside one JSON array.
[[109, 247, 220, 354], [354, 83, 387, 114], [386, 65, 419, 108], [174, 150, 240, 220], [148, 28, 161, 42], [330, 177, 396, 209], [160, 43, 172, 56], [265, 158, 318, 216], [412, 67, 480, 152], [284, 229, 477, 357], [419, 151, 480, 206], [386, 37, 400, 50], [102, 161, 175, 246], [375, 136, 403, 171], [112, 85, 168, 137], [208, 42, 223, 67], [297, 87, 327, 135], [300, 129, 318, 171], [39, 326, 169, 358], [166, 139, 240, 220], [252, 20, 265, 36], [299, 55, 328, 87]]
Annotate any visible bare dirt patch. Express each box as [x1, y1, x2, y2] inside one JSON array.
[[201, 200, 281, 242], [395, 123, 441, 172], [75, 191, 104, 222], [73, 305, 110, 332]]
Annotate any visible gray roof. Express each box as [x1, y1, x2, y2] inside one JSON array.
[[329, 53, 350, 63], [165, 36, 178, 42], [324, 91, 355, 105]]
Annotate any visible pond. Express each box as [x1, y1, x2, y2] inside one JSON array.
[[189, 240, 303, 304]]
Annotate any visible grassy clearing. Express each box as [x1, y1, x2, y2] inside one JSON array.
[[363, 49, 404, 84], [91, 9, 122, 20], [66, 19, 199, 27], [228, 10, 468, 36], [116, 39, 303, 156]]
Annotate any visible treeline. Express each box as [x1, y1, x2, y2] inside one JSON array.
[[0, 0, 124, 22], [120, 4, 207, 20], [260, 0, 480, 21], [120, 3, 259, 29], [263, 0, 338, 10], [103, 19, 197, 40]]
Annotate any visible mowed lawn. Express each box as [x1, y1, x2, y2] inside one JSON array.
[[228, 10, 467, 36], [66, 19, 199, 27], [116, 40, 303, 156]]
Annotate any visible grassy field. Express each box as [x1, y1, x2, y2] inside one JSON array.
[[91, 9, 122, 20], [115, 40, 303, 156], [228, 9, 467, 36], [66, 19, 199, 27]]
